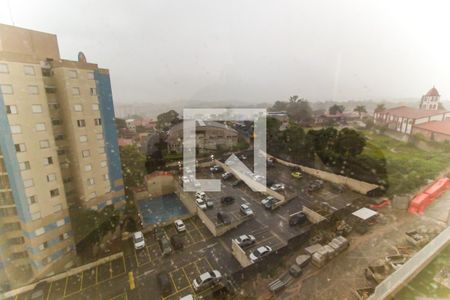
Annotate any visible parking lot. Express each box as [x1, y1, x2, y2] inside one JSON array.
[[14, 256, 127, 300]]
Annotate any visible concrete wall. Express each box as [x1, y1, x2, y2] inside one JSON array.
[[231, 239, 252, 268], [412, 127, 450, 142], [267, 154, 380, 195], [302, 206, 327, 224]]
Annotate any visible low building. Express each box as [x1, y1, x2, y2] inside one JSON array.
[[125, 118, 136, 132], [374, 87, 450, 136], [411, 120, 450, 142], [167, 121, 238, 153], [316, 111, 360, 125]]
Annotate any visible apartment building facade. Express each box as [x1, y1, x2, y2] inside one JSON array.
[[0, 24, 125, 288]]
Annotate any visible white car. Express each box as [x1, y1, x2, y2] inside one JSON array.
[[192, 270, 222, 291], [179, 295, 194, 300], [195, 191, 206, 199], [249, 245, 272, 262], [132, 231, 145, 250], [174, 219, 186, 232], [261, 196, 274, 206], [196, 198, 207, 210], [235, 234, 256, 247], [240, 204, 254, 216], [270, 183, 285, 191]]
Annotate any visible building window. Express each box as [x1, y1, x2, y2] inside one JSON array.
[[31, 104, 43, 113], [48, 103, 60, 110], [0, 84, 13, 95], [28, 195, 38, 205], [19, 161, 31, 171], [15, 143, 26, 152], [92, 104, 99, 111], [87, 178, 95, 186], [0, 63, 8, 73], [10, 125, 22, 134], [72, 87, 80, 96], [87, 71, 94, 80], [24, 65, 35, 76], [54, 134, 64, 141], [6, 105, 18, 114], [57, 149, 66, 156], [43, 157, 53, 166], [31, 212, 41, 221], [23, 179, 34, 188], [90, 88, 97, 96], [0, 207, 17, 217], [79, 135, 88, 143], [100, 161, 107, 168], [77, 119, 86, 127], [39, 140, 50, 149], [68, 70, 78, 79], [53, 204, 62, 213], [50, 188, 59, 197], [84, 164, 92, 172], [98, 147, 105, 154], [73, 104, 83, 112], [35, 123, 46, 131], [96, 133, 103, 140], [81, 150, 90, 158], [56, 219, 65, 227], [103, 174, 109, 181], [27, 85, 39, 95], [94, 118, 102, 126], [35, 227, 45, 236], [38, 241, 49, 251], [46, 173, 56, 182]]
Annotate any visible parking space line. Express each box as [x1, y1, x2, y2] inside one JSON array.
[[62, 276, 69, 297], [193, 260, 202, 275], [109, 291, 127, 300], [204, 257, 214, 271], [121, 255, 126, 273], [45, 281, 53, 300], [169, 272, 179, 292], [145, 246, 152, 264], [96, 264, 99, 284], [162, 286, 191, 300], [191, 221, 206, 241], [182, 267, 194, 290]]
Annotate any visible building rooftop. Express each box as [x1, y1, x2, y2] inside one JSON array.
[[425, 86, 440, 97], [378, 106, 449, 119], [413, 120, 450, 136]]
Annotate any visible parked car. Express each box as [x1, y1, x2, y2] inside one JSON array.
[[249, 246, 272, 262], [132, 231, 145, 250], [206, 199, 214, 208], [159, 236, 173, 255], [289, 213, 307, 226], [170, 234, 184, 250], [240, 204, 254, 216], [210, 165, 223, 173], [235, 234, 255, 248], [270, 183, 285, 191], [195, 191, 206, 199], [221, 196, 234, 205], [222, 172, 233, 180], [240, 154, 247, 160], [157, 271, 173, 295], [291, 171, 302, 179], [289, 264, 303, 277], [217, 211, 231, 225], [196, 198, 207, 210], [261, 196, 275, 209], [180, 295, 195, 300], [192, 270, 222, 291], [174, 219, 186, 232], [232, 180, 243, 187], [308, 180, 324, 192]]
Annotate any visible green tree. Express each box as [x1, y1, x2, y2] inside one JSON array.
[[329, 104, 345, 115], [156, 110, 180, 131], [334, 128, 366, 156], [120, 145, 147, 189], [353, 105, 367, 118], [374, 104, 386, 113]]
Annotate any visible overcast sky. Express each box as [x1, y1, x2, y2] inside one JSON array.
[[1, 0, 449, 104]]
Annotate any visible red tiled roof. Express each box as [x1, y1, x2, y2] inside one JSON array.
[[413, 120, 450, 136], [425, 86, 440, 97], [378, 106, 449, 119]]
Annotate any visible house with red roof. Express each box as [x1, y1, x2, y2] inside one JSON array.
[[411, 120, 450, 142], [373, 87, 450, 136]]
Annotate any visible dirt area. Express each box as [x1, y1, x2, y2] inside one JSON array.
[[236, 193, 449, 300]]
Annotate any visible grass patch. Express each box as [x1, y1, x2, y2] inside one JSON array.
[[361, 131, 450, 196]]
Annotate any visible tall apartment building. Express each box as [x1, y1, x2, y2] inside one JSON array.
[[0, 24, 125, 288]]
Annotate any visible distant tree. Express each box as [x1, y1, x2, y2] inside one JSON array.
[[136, 125, 147, 133], [271, 101, 288, 112], [157, 110, 181, 131], [119, 145, 147, 189], [115, 118, 126, 129], [354, 105, 367, 118], [334, 128, 366, 156], [329, 104, 345, 115], [270, 96, 313, 124], [374, 104, 386, 113]]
